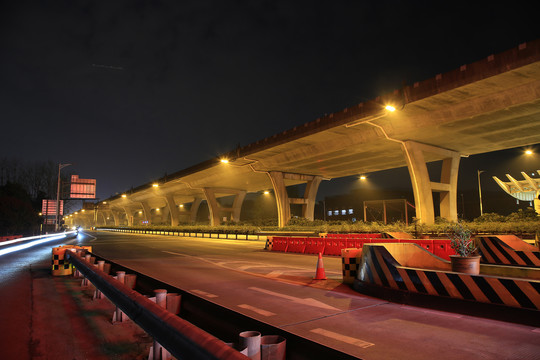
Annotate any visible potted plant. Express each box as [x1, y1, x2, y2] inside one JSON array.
[[447, 222, 481, 275]]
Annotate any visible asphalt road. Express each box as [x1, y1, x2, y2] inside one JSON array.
[[74, 230, 540, 360]]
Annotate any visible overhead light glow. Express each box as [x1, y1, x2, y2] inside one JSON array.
[[121, 194, 127, 198], [220, 159, 229, 164], [264, 191, 270, 195], [525, 150, 533, 155], [152, 183, 159, 188], [385, 105, 396, 112], [360, 175, 367, 180]]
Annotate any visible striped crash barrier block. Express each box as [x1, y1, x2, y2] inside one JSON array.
[[476, 235, 540, 267], [356, 243, 540, 311]]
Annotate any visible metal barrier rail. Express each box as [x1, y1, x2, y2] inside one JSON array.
[[68, 251, 361, 360], [67, 251, 249, 360], [96, 227, 267, 241]]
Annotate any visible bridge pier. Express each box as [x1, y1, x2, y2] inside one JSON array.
[[165, 194, 180, 226], [203, 188, 246, 226], [403, 141, 460, 224], [268, 171, 322, 227], [140, 201, 152, 225]]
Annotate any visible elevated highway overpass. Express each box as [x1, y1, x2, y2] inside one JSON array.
[[69, 39, 540, 227]]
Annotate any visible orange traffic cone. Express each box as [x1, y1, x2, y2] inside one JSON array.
[[313, 252, 327, 280]]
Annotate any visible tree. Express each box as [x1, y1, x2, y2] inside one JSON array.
[[0, 182, 39, 236]]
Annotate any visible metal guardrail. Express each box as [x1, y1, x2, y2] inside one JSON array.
[[96, 227, 268, 241], [67, 251, 361, 360], [68, 251, 249, 360]]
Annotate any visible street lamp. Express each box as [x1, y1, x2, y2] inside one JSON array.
[[477, 170, 485, 216], [55, 163, 71, 231]]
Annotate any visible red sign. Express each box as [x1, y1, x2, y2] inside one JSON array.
[[42, 200, 63, 215], [70, 175, 96, 199]]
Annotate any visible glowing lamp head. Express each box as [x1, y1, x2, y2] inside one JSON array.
[[525, 150, 533, 155], [121, 194, 127, 198], [263, 191, 270, 195], [152, 183, 159, 188], [385, 105, 396, 112], [360, 175, 367, 180], [220, 158, 229, 164]]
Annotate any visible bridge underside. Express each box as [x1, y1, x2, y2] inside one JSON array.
[[69, 40, 540, 228]]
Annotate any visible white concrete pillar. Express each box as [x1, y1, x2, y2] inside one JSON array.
[[165, 194, 179, 226], [402, 141, 460, 224], [302, 176, 322, 220], [190, 197, 202, 223], [140, 201, 152, 225], [268, 171, 289, 228], [268, 172, 322, 227], [111, 210, 121, 226], [123, 207, 134, 226], [202, 188, 246, 226]]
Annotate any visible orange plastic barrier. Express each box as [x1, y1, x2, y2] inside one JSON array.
[[286, 237, 306, 253], [324, 238, 348, 256], [432, 239, 455, 260], [271, 237, 289, 252], [304, 238, 326, 254]]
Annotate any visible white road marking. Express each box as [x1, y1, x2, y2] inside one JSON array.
[[248, 287, 339, 311], [310, 328, 374, 348], [162, 251, 188, 256], [191, 289, 218, 298], [266, 270, 283, 278], [238, 304, 276, 317]]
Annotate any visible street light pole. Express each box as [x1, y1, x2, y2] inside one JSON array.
[[55, 163, 71, 231], [477, 170, 485, 217]]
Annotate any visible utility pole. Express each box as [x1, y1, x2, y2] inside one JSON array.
[[55, 163, 71, 231], [477, 170, 485, 217]]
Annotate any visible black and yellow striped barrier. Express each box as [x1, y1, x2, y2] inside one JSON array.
[[52, 245, 92, 276], [357, 243, 540, 310], [476, 235, 540, 267], [341, 248, 362, 284]]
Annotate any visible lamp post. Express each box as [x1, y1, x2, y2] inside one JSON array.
[[477, 170, 485, 217], [55, 163, 71, 231]]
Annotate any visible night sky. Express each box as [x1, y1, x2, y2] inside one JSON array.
[[1, 1, 539, 203]]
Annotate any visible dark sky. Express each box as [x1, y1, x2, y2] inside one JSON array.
[[1, 1, 539, 201]]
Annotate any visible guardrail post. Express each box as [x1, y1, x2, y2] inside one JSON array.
[[151, 289, 169, 360], [239, 331, 261, 360], [112, 271, 126, 323], [93, 261, 106, 300]]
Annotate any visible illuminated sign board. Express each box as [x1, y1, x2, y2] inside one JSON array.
[[70, 175, 96, 199], [42, 200, 63, 215]]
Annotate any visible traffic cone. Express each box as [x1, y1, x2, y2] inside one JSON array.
[[313, 252, 327, 280]]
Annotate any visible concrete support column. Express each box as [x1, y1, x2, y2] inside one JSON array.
[[190, 197, 202, 223], [268, 171, 289, 228], [111, 210, 121, 226], [122, 207, 134, 226], [231, 191, 246, 222], [203, 188, 247, 226], [302, 176, 322, 220], [402, 141, 460, 224], [164, 194, 180, 226], [140, 201, 152, 225], [268, 171, 323, 227]]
